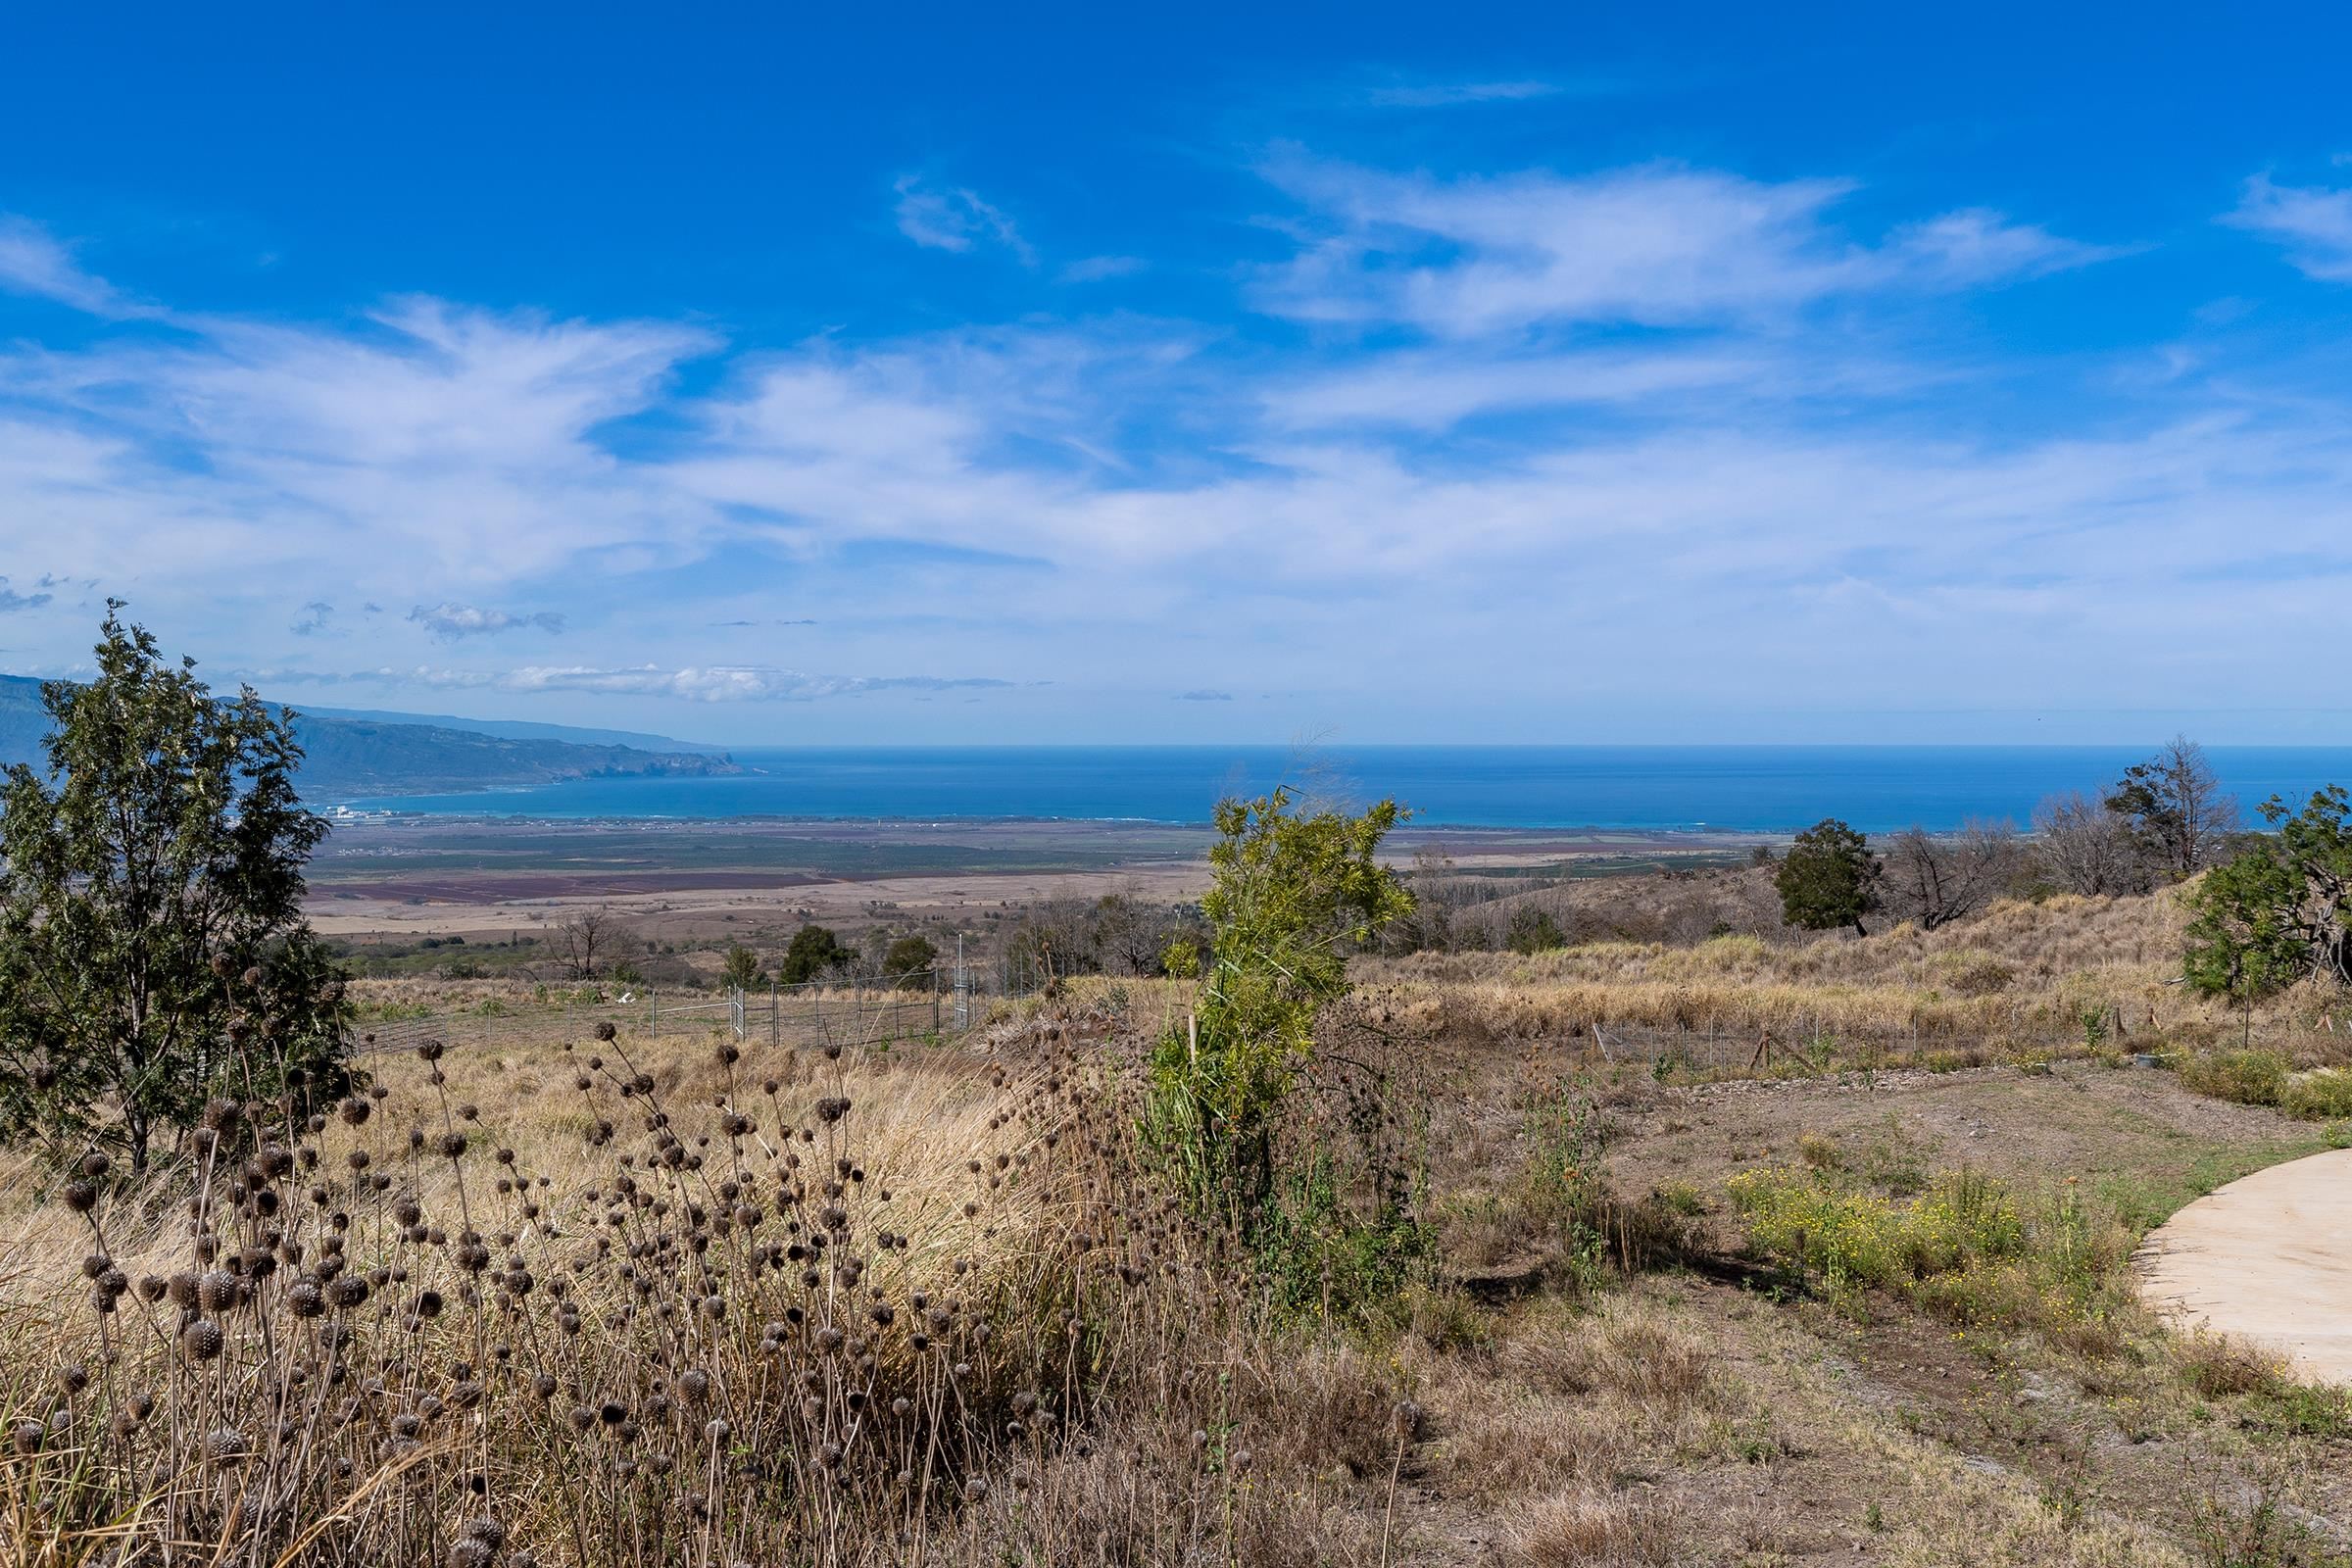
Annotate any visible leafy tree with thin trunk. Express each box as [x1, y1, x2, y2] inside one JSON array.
[[2183, 788, 2352, 1046], [0, 607, 353, 1172], [882, 934, 938, 987], [1152, 787, 1413, 1206], [720, 942, 766, 990], [779, 923, 847, 984], [1775, 817, 1879, 936]]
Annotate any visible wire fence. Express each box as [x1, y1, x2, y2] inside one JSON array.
[[1527, 1004, 2154, 1076], [358, 965, 1012, 1058]]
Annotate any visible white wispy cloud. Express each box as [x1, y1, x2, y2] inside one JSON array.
[[893, 176, 1036, 265], [1258, 345, 1778, 429], [1251, 153, 2113, 335], [1360, 79, 1562, 109], [1059, 255, 1146, 283], [0, 300, 720, 593], [0, 216, 155, 318], [1, 147, 2347, 737], [2226, 174, 2352, 281], [270, 664, 1011, 702], [1882, 208, 2122, 284], [409, 604, 566, 640]]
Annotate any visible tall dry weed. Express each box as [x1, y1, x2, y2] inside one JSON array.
[[0, 1008, 1318, 1567]]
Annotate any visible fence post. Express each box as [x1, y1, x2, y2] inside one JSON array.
[[771, 980, 780, 1050], [649, 989, 658, 1037]]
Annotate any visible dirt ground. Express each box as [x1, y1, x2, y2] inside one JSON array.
[[300, 814, 1763, 945], [1565, 1058, 2352, 1565], [306, 861, 1214, 943], [1601, 1059, 2325, 1204]]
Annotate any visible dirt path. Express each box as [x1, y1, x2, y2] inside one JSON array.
[[2137, 1147, 2352, 1386]]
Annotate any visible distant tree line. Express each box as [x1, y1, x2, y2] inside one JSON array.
[[995, 890, 1211, 985], [535, 911, 945, 993], [2032, 735, 2243, 895], [1771, 736, 2245, 936], [1379, 737, 2255, 957]]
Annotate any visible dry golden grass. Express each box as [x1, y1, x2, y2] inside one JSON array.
[[1502, 1489, 1683, 1567], [0, 1006, 1339, 1567], [1420, 1295, 1728, 1509], [5, 878, 2348, 1567], [1498, 1308, 1711, 1404], [1361, 890, 2352, 1068], [1725, 1299, 2196, 1568], [0, 1046, 1013, 1309]]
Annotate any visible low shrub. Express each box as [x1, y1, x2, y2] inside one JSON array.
[[2176, 1048, 2290, 1107], [1726, 1165, 2025, 1297], [1437, 1080, 1690, 1298], [2281, 1067, 2352, 1121], [1726, 1165, 2137, 1344], [1652, 1181, 1706, 1217], [2175, 1329, 2285, 1399]]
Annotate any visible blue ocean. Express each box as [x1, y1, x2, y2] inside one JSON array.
[[341, 745, 2352, 833]]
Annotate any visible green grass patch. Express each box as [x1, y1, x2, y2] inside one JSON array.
[[2090, 1137, 2333, 1231], [1726, 1164, 2139, 1344], [2246, 1380, 2352, 1440], [2176, 1048, 2291, 1107], [2282, 1067, 2352, 1121]]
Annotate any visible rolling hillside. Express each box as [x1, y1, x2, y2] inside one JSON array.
[[0, 674, 739, 800]]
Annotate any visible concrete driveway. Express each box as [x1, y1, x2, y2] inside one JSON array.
[[2138, 1147, 2352, 1387]]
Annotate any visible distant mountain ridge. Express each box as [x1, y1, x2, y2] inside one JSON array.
[[0, 674, 740, 800], [292, 705, 730, 755]]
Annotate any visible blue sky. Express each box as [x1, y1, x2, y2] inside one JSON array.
[[2, 3, 2349, 745]]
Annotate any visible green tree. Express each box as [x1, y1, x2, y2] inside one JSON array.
[[1152, 788, 1413, 1202], [1775, 817, 1879, 936], [881, 934, 938, 987], [2183, 788, 2352, 1041], [778, 923, 847, 984], [1506, 906, 1567, 954], [0, 607, 353, 1172], [2105, 735, 2240, 882], [719, 942, 766, 990]]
